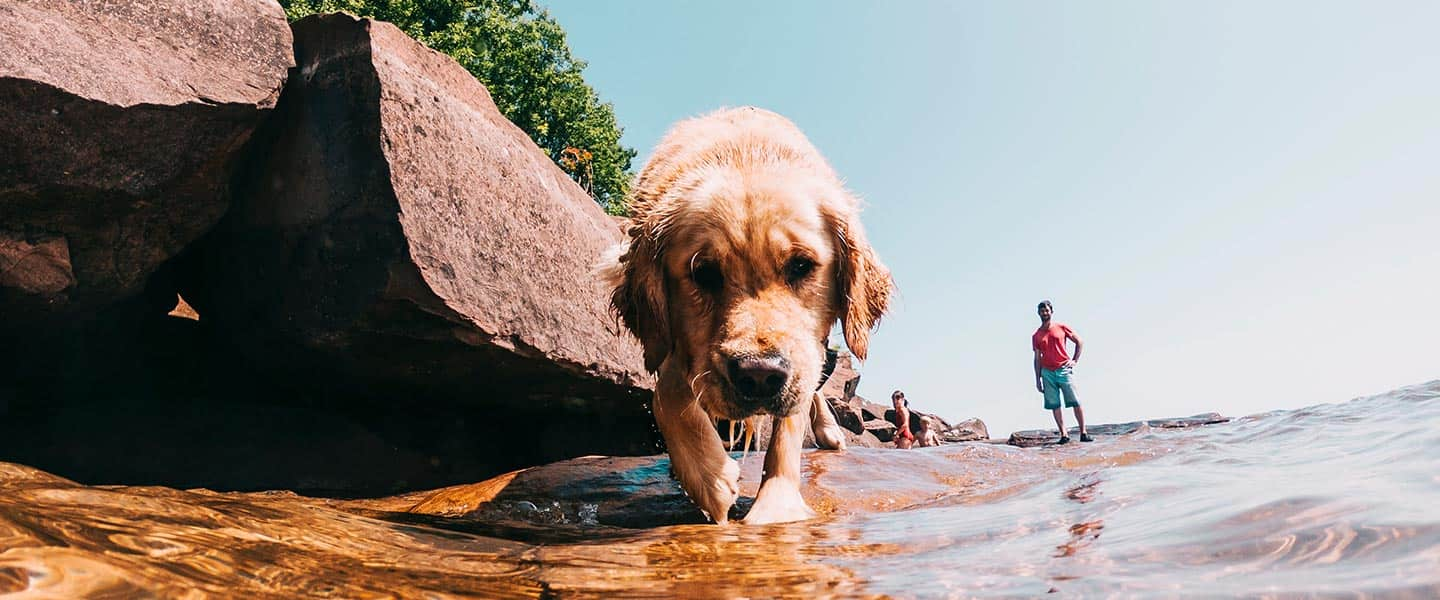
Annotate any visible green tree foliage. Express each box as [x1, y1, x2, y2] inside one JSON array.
[[279, 0, 636, 214]]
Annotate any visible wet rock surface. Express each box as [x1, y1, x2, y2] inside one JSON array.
[[404, 410, 1232, 528], [1006, 413, 1231, 447]]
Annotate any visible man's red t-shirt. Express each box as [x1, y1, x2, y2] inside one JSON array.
[[1032, 322, 1075, 370]]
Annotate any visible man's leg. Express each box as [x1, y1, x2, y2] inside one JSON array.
[[1059, 373, 1089, 441], [1044, 369, 1067, 441]]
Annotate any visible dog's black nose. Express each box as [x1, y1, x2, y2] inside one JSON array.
[[727, 353, 791, 402]]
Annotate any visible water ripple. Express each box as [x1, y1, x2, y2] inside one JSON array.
[[0, 380, 1434, 596]]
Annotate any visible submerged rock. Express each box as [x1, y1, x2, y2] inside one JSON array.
[[409, 457, 719, 528], [405, 413, 1236, 529], [407, 447, 981, 527]]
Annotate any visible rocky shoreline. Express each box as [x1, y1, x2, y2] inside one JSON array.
[[2, 4, 655, 495], [0, 2, 1221, 499]]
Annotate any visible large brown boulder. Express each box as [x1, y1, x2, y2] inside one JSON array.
[[0, 0, 291, 328], [818, 352, 866, 435], [174, 15, 651, 434], [841, 427, 888, 448], [860, 398, 891, 422], [819, 350, 861, 401], [942, 417, 990, 442], [864, 418, 897, 443], [828, 397, 866, 435]]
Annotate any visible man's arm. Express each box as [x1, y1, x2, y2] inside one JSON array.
[[1068, 330, 1083, 365], [1034, 349, 1044, 393]]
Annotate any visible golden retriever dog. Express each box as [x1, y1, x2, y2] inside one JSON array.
[[601, 107, 892, 524]]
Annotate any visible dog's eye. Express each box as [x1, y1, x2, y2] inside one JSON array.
[[785, 256, 816, 284], [691, 262, 724, 293]]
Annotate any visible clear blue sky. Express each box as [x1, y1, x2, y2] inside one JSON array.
[[543, 1, 1440, 436]]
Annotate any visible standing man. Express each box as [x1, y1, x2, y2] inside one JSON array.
[[1032, 300, 1092, 444]]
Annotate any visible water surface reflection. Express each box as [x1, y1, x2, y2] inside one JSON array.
[[0, 381, 1437, 597]]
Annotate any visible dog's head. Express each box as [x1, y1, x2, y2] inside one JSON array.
[[602, 108, 892, 420]]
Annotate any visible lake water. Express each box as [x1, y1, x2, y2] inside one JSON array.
[[1, 380, 1437, 597]]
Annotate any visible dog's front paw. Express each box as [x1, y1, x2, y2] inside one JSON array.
[[813, 419, 847, 451], [743, 477, 815, 525], [810, 391, 847, 451], [684, 456, 740, 524]]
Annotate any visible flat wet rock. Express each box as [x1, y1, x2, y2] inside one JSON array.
[[1007, 413, 1230, 447], [404, 437, 1134, 529], [408, 456, 732, 529], [401, 414, 1232, 531]]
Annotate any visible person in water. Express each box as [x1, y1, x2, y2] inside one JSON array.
[[916, 416, 942, 447], [891, 390, 915, 449], [1032, 300, 1093, 443]]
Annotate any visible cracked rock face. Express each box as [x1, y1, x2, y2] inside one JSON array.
[[0, 235, 75, 296], [175, 15, 651, 419], [0, 0, 292, 327]]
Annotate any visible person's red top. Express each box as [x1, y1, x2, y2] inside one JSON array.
[[1032, 322, 1075, 370]]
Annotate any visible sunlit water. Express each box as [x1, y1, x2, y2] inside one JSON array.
[[2, 381, 1438, 598]]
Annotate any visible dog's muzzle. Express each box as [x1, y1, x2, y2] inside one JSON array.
[[725, 352, 793, 414]]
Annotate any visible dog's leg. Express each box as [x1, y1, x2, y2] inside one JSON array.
[[744, 408, 817, 524], [809, 390, 847, 451], [654, 362, 740, 524]]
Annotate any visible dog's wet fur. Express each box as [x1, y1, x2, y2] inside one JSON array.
[[602, 107, 892, 524]]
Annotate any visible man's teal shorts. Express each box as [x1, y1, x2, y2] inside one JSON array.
[[1041, 365, 1079, 410]]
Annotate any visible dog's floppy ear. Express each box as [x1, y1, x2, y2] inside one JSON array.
[[602, 234, 672, 372], [831, 211, 893, 361]]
